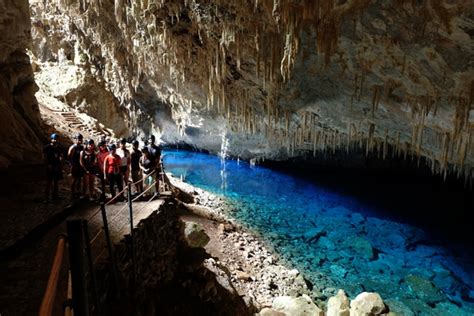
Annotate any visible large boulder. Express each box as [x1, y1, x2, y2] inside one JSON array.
[[271, 295, 324, 316], [183, 221, 210, 248], [327, 289, 350, 316], [350, 292, 386, 316]]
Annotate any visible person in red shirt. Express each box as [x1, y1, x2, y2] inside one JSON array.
[[103, 144, 123, 201], [97, 141, 109, 200]]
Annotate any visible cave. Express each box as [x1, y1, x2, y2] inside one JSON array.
[[0, 0, 473, 315]]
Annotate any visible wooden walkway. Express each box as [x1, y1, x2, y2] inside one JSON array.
[[73, 197, 165, 262]]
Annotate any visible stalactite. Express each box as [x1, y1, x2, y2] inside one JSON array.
[[366, 122, 375, 157], [371, 85, 381, 116], [347, 122, 352, 153]]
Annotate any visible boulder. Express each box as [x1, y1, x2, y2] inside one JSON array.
[[272, 295, 324, 316], [350, 292, 386, 316], [327, 289, 350, 316], [183, 221, 210, 248]]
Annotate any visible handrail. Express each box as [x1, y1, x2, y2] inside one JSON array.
[[86, 169, 158, 222], [89, 178, 159, 247], [39, 236, 66, 316]]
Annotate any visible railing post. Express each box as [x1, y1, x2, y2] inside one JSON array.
[[100, 203, 120, 295], [67, 220, 89, 316], [82, 220, 102, 315], [128, 185, 136, 284]]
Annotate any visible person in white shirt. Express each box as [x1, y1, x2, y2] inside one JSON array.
[[116, 138, 131, 188]]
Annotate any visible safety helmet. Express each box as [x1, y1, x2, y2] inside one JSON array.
[[50, 133, 59, 140], [74, 133, 83, 139]]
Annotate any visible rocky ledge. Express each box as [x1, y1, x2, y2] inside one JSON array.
[[169, 175, 395, 315]]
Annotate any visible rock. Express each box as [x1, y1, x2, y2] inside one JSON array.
[[327, 289, 350, 316], [383, 299, 415, 316], [404, 274, 444, 303], [432, 301, 473, 316], [288, 269, 300, 277], [349, 237, 374, 260], [259, 307, 286, 316], [235, 270, 251, 281], [272, 295, 324, 316], [329, 265, 348, 279], [350, 213, 365, 225], [183, 221, 210, 248], [350, 292, 386, 316], [303, 228, 326, 242], [217, 223, 226, 235]]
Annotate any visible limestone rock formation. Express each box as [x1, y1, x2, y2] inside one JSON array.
[[350, 292, 386, 316], [327, 289, 350, 316], [271, 294, 324, 316], [23, 0, 474, 180], [0, 0, 472, 178], [183, 220, 210, 248]]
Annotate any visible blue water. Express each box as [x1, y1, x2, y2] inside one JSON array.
[[163, 150, 474, 315]]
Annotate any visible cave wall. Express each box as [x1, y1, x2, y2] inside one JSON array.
[[0, 0, 42, 168]]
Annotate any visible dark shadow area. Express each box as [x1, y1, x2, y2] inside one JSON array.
[[98, 201, 252, 316]]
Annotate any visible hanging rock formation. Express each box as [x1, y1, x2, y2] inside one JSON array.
[[2, 0, 474, 179]]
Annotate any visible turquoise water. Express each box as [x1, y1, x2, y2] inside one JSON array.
[[163, 149, 474, 315]]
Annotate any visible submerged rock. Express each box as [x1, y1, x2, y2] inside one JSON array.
[[404, 274, 444, 303], [350, 292, 386, 316], [347, 237, 374, 260], [272, 295, 324, 316], [326, 289, 350, 316], [383, 299, 415, 316], [432, 301, 473, 316]]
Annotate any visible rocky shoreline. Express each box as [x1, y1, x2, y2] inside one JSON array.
[[169, 175, 390, 315]]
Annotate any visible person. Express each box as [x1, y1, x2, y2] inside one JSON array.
[[96, 141, 109, 200], [103, 144, 123, 201], [139, 147, 155, 196], [147, 135, 162, 193], [68, 133, 85, 198], [116, 138, 131, 187], [80, 139, 98, 201], [131, 140, 143, 194], [43, 133, 63, 202]]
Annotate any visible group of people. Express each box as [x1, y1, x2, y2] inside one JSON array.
[[43, 133, 162, 203]]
